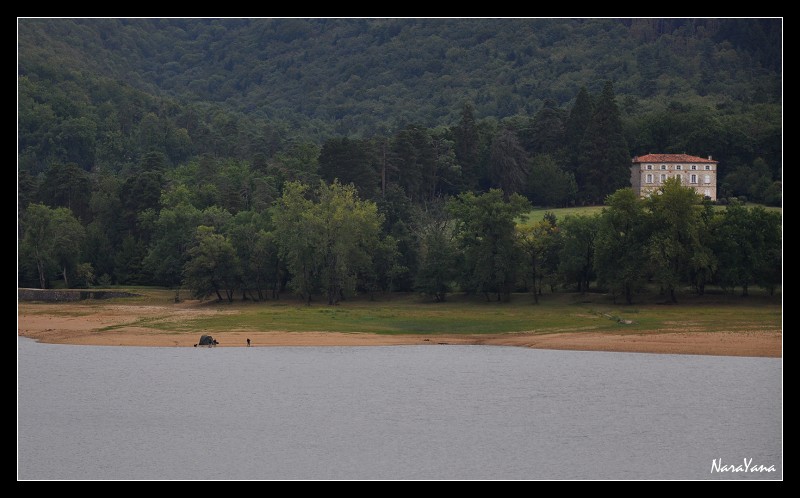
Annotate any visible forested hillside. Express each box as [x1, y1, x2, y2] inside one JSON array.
[[19, 18, 781, 133], [17, 18, 782, 298]]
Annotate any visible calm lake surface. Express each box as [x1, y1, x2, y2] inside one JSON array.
[[17, 339, 781, 480]]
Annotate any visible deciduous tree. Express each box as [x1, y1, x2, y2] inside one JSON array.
[[183, 226, 240, 302], [516, 216, 558, 303], [273, 181, 384, 305], [646, 178, 702, 302], [21, 203, 85, 288], [557, 214, 599, 293], [595, 189, 650, 304], [448, 189, 530, 301]]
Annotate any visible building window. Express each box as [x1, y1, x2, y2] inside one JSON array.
[[691, 174, 697, 184], [646, 173, 653, 183], [704, 175, 711, 184], [676, 165, 682, 170], [691, 165, 697, 170], [661, 165, 667, 170], [705, 189, 710, 197], [646, 164, 652, 170], [676, 175, 682, 184], [705, 165, 711, 170], [660, 174, 666, 183]]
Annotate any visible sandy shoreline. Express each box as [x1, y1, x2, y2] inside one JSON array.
[[18, 302, 781, 357]]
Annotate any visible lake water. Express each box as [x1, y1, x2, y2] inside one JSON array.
[[17, 339, 781, 480]]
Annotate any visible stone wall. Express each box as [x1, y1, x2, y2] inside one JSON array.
[[18, 288, 140, 302]]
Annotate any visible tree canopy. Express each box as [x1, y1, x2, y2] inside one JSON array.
[[17, 19, 781, 302]]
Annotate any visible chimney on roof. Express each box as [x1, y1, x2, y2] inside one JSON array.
[[708, 155, 712, 160]]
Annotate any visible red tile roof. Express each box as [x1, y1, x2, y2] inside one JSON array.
[[632, 154, 717, 164]]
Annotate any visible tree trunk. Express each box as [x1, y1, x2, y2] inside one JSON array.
[[62, 265, 70, 289], [215, 289, 223, 301], [37, 258, 47, 289], [742, 283, 749, 297], [625, 284, 632, 305], [381, 141, 386, 196]]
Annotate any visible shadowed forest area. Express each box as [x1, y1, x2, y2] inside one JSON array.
[[17, 19, 781, 303]]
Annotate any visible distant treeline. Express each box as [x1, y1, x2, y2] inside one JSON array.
[[19, 18, 781, 203], [19, 178, 780, 304], [17, 19, 781, 299], [19, 18, 781, 138]]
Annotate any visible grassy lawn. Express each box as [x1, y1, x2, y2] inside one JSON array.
[[521, 203, 781, 226], [521, 206, 604, 225], [712, 203, 782, 214], [95, 289, 781, 337]]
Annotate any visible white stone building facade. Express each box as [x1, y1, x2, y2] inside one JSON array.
[[630, 153, 718, 200]]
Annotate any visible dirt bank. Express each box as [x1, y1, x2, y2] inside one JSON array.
[[18, 302, 781, 357]]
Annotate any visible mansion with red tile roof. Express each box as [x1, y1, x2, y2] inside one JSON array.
[[631, 154, 718, 200]]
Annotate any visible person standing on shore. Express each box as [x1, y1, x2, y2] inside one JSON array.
[[247, 338, 251, 347]]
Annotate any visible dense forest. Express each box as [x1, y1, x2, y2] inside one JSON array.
[[17, 18, 782, 300]]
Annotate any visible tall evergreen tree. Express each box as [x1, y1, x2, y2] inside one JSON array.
[[37, 163, 92, 222], [388, 125, 437, 203], [489, 127, 529, 198], [563, 87, 594, 174], [318, 137, 378, 198], [576, 82, 630, 204], [527, 154, 578, 207], [453, 103, 481, 191], [529, 99, 567, 156]]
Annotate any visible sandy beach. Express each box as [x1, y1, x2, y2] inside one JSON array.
[[17, 301, 781, 357]]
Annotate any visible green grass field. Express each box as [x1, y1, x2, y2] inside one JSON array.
[[67, 288, 781, 337], [520, 203, 781, 226], [522, 206, 605, 225]]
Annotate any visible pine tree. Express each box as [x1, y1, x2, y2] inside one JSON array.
[[489, 127, 529, 198], [453, 102, 480, 191], [576, 82, 630, 204], [563, 87, 594, 174], [529, 99, 567, 156], [318, 137, 379, 198]]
